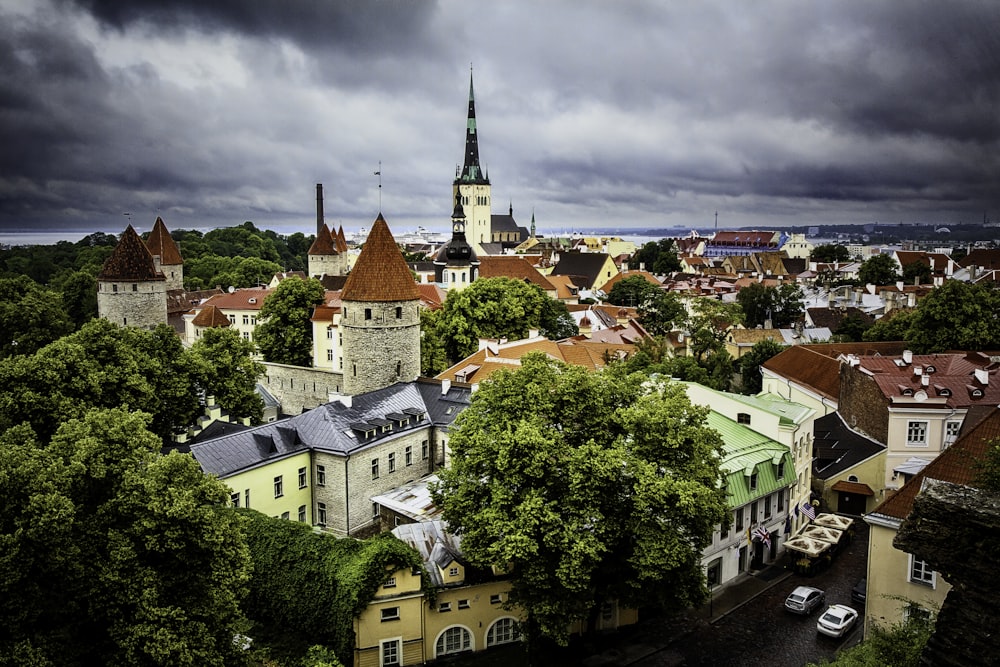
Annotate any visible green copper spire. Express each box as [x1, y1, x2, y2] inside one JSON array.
[[456, 70, 488, 185]]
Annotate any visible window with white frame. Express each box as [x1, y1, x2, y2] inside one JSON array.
[[487, 617, 518, 646], [436, 626, 471, 655], [298, 505, 306, 522], [906, 421, 928, 446], [944, 420, 961, 447], [388, 452, 395, 473], [273, 475, 283, 498], [317, 502, 327, 525], [230, 492, 240, 508], [298, 467, 307, 489], [316, 465, 326, 486], [372, 458, 379, 479], [405, 446, 413, 466], [380, 638, 401, 666], [909, 555, 935, 587], [380, 607, 400, 622]]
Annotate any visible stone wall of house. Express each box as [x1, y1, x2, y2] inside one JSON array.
[[97, 279, 167, 329], [314, 426, 435, 536], [260, 362, 343, 415], [838, 365, 889, 444], [894, 481, 1000, 667], [341, 299, 420, 395]]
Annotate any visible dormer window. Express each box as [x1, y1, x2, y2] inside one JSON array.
[[775, 460, 785, 480], [749, 471, 759, 491]]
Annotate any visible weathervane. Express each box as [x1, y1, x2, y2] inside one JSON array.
[[374, 161, 382, 211]]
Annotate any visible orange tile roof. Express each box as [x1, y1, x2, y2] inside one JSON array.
[[335, 225, 349, 253], [761, 342, 909, 400], [308, 223, 338, 255], [145, 217, 183, 265], [200, 288, 272, 311], [435, 337, 635, 384], [478, 256, 555, 290], [544, 274, 580, 300], [98, 225, 164, 281], [597, 270, 661, 293], [340, 214, 420, 302], [191, 304, 231, 327], [872, 406, 1000, 521], [416, 284, 446, 310]]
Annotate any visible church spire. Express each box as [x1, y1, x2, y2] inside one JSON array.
[[456, 69, 488, 185]]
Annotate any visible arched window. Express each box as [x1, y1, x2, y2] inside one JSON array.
[[435, 626, 472, 656], [486, 617, 519, 647]]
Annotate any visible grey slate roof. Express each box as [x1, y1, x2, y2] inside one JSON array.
[[812, 412, 885, 481], [392, 520, 465, 587], [191, 379, 470, 477]]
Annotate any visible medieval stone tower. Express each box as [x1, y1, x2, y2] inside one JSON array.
[[452, 71, 492, 251], [308, 184, 350, 279], [145, 216, 184, 291], [340, 213, 421, 395], [97, 224, 168, 329]]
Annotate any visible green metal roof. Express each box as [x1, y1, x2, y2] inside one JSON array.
[[682, 381, 814, 426], [706, 411, 794, 508]]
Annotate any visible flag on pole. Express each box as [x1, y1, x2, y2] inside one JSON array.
[[800, 502, 816, 521], [753, 525, 771, 549], [783, 516, 792, 535]]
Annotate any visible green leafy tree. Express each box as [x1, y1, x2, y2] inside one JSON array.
[[739, 339, 786, 394], [436, 277, 551, 363], [689, 298, 745, 337], [863, 308, 917, 343], [254, 277, 326, 366], [538, 297, 579, 340], [901, 260, 932, 285], [419, 309, 450, 376], [858, 254, 901, 286], [807, 611, 933, 667], [0, 275, 75, 358], [0, 409, 252, 666], [736, 283, 804, 329], [973, 437, 1000, 491], [904, 280, 1000, 353], [606, 275, 661, 307], [0, 320, 201, 441], [632, 239, 681, 274], [434, 354, 728, 644], [810, 244, 851, 263], [50, 270, 98, 328], [190, 328, 266, 423], [638, 291, 686, 336], [833, 312, 872, 342]]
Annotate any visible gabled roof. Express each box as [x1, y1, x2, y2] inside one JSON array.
[[812, 412, 885, 481], [855, 351, 1000, 408], [550, 252, 615, 289], [392, 520, 466, 587], [198, 288, 272, 311], [145, 217, 183, 265], [416, 284, 446, 310], [165, 288, 225, 316], [98, 225, 164, 281], [191, 304, 231, 328], [341, 214, 420, 302], [869, 406, 1000, 522], [544, 274, 580, 300], [308, 223, 338, 255], [477, 255, 554, 290], [959, 248, 1000, 270]]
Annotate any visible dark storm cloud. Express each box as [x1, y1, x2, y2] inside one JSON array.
[[1, 0, 999, 238]]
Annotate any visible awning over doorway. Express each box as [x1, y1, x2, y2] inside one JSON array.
[[830, 480, 875, 496]]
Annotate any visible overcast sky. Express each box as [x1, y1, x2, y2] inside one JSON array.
[[2, 0, 999, 241]]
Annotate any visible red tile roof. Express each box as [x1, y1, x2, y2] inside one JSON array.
[[308, 223, 338, 255], [98, 225, 164, 281], [191, 304, 231, 327], [335, 226, 349, 253], [478, 256, 555, 290], [761, 342, 908, 400], [200, 288, 272, 311], [340, 214, 420, 302], [145, 217, 183, 265]]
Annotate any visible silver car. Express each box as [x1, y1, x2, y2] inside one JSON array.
[[784, 586, 825, 615]]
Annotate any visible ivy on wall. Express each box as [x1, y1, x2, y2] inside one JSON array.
[[238, 510, 423, 663]]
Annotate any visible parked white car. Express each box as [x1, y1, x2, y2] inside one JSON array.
[[817, 604, 859, 638]]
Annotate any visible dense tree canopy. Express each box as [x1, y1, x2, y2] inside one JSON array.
[[863, 281, 1000, 353], [0, 409, 252, 666], [606, 274, 661, 307], [0, 319, 262, 441], [739, 339, 786, 394], [631, 239, 682, 274], [858, 254, 900, 286], [190, 328, 265, 422], [434, 277, 577, 364], [736, 283, 804, 328], [901, 260, 932, 285], [434, 354, 728, 644], [810, 244, 851, 263], [254, 277, 326, 367], [0, 275, 75, 358]]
